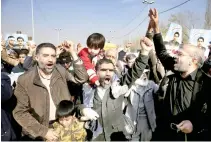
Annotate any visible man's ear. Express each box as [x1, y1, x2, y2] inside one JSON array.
[[35, 54, 39, 62], [192, 58, 198, 66]]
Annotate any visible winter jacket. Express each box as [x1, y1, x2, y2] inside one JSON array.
[[13, 63, 88, 139], [1, 73, 18, 141]]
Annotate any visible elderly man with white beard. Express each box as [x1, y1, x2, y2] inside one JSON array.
[[124, 69, 158, 141]]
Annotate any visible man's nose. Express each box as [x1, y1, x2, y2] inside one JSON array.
[[48, 56, 54, 62]]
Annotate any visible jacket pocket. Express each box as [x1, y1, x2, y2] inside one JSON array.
[[145, 92, 154, 102]]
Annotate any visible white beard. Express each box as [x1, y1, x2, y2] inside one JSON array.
[[134, 78, 149, 86]]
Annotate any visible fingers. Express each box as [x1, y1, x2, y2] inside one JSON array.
[[49, 131, 58, 141], [80, 116, 90, 121], [90, 110, 99, 120], [154, 8, 158, 17], [177, 121, 185, 128], [82, 108, 99, 121], [141, 37, 153, 47]]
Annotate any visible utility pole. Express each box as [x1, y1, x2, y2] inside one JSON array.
[[142, 0, 155, 11], [31, 0, 35, 41], [55, 28, 62, 45], [109, 30, 115, 43]]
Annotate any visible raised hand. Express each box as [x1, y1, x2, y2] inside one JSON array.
[[62, 40, 75, 53], [77, 43, 83, 53], [140, 37, 154, 55], [148, 8, 160, 33]]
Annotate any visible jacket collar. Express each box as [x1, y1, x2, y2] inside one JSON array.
[[33, 65, 62, 87]]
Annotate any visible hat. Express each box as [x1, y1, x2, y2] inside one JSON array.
[[104, 42, 117, 51], [58, 51, 72, 64], [60, 56, 72, 63]]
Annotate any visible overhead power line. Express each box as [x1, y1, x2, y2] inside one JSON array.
[[115, 5, 148, 33], [113, 0, 191, 39]]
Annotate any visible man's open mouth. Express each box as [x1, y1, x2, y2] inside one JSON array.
[[104, 76, 111, 84], [46, 63, 54, 68]]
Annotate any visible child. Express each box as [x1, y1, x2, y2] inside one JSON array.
[[51, 100, 87, 142], [78, 33, 105, 86]]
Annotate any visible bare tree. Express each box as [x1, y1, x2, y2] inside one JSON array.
[[159, 22, 169, 37], [204, 0, 211, 29]]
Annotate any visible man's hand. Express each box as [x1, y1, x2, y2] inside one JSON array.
[[177, 120, 193, 134], [95, 80, 100, 86], [148, 8, 160, 33], [81, 108, 99, 121], [44, 129, 59, 141], [28, 44, 36, 57], [140, 37, 153, 55], [62, 40, 75, 53], [62, 40, 80, 61], [1, 38, 6, 51], [56, 47, 65, 57], [77, 43, 83, 53]]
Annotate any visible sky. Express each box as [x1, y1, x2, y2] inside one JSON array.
[[1, 0, 207, 46]]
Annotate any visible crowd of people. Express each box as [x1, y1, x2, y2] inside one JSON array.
[[1, 8, 211, 141]]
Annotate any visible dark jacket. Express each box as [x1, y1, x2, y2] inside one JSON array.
[[23, 56, 35, 71], [13, 63, 88, 139], [125, 81, 158, 132], [153, 33, 211, 140], [1, 73, 19, 141], [146, 32, 165, 84], [12, 63, 25, 73]]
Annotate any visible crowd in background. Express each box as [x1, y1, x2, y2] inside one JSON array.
[[1, 8, 211, 141]]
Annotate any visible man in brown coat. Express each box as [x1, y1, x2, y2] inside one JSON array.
[[13, 41, 88, 141]]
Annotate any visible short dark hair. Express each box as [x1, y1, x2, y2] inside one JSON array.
[[18, 49, 29, 57], [198, 37, 204, 42], [10, 50, 18, 58], [95, 58, 114, 71], [126, 54, 136, 62], [174, 32, 180, 37], [56, 100, 75, 119], [8, 36, 15, 39], [17, 37, 24, 41], [87, 33, 105, 50], [36, 43, 56, 55], [58, 51, 72, 64]]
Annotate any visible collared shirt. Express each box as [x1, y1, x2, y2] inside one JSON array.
[[96, 86, 108, 100], [38, 71, 56, 121], [171, 69, 198, 115]]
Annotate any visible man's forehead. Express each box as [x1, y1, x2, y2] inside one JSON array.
[[99, 63, 114, 69], [179, 45, 196, 54], [39, 47, 56, 54], [178, 48, 188, 54]]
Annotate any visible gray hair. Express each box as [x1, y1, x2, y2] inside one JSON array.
[[183, 44, 205, 67]]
